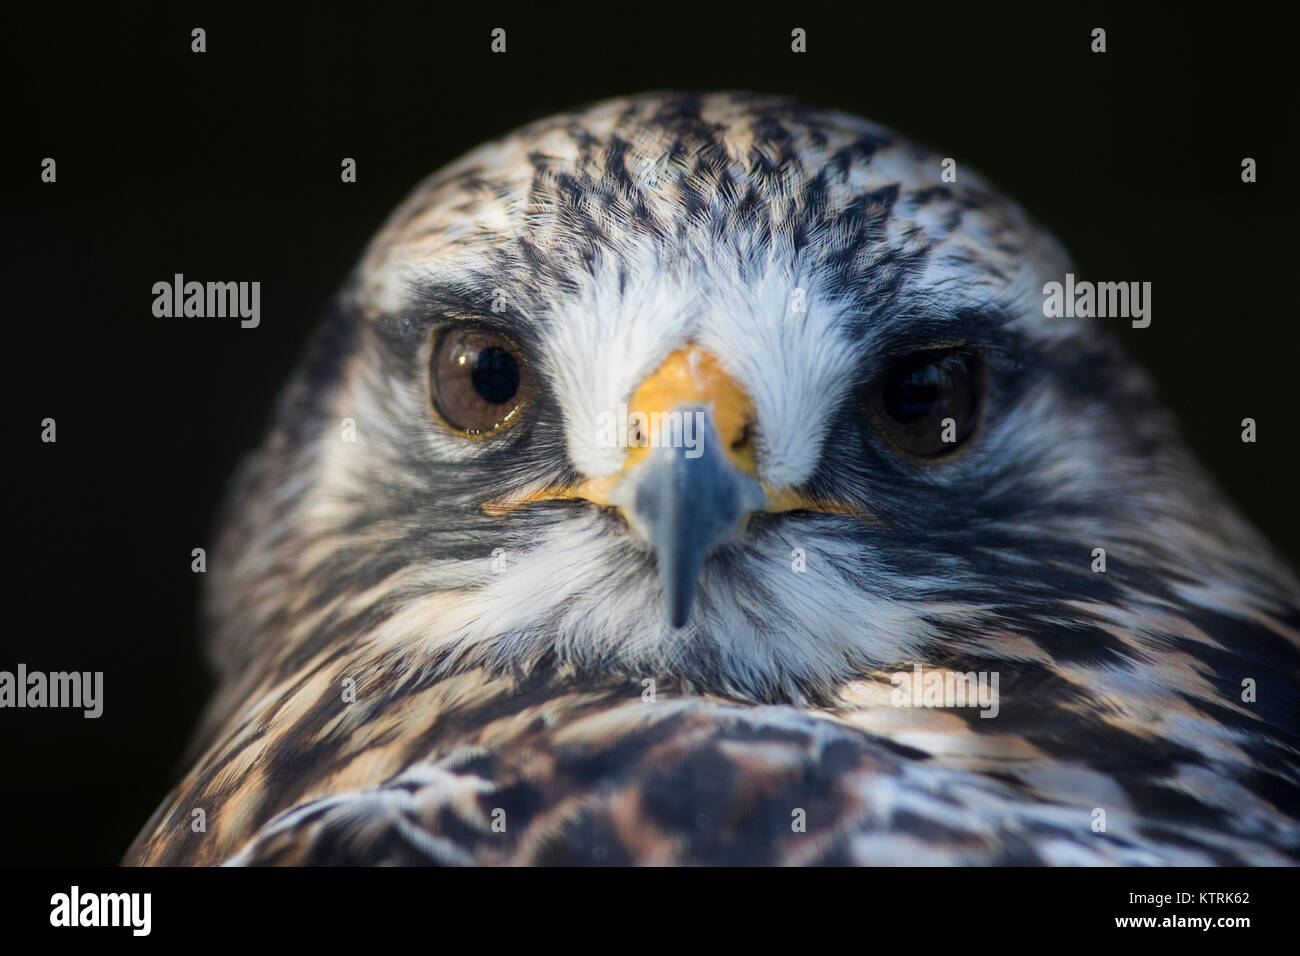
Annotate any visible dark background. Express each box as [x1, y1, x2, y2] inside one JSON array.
[[3, 3, 1296, 864]]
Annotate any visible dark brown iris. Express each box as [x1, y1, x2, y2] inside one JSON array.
[[430, 328, 531, 435], [867, 349, 984, 458]]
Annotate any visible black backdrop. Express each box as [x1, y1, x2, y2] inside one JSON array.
[[4, 3, 1296, 864]]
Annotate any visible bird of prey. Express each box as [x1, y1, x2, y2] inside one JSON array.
[[127, 91, 1300, 866]]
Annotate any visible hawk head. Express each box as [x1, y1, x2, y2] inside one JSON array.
[[132, 92, 1300, 866]]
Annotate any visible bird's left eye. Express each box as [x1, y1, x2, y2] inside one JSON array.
[[429, 328, 532, 435], [864, 348, 985, 459]]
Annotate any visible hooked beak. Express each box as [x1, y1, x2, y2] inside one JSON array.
[[595, 346, 766, 627], [621, 402, 765, 627], [485, 346, 853, 627]]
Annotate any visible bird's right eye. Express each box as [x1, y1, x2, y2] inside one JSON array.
[[429, 327, 532, 436]]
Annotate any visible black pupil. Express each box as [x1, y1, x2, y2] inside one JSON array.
[[471, 347, 520, 405], [885, 362, 943, 423]]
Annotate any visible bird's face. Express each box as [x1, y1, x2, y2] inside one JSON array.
[[218, 93, 1289, 708], [127, 91, 1300, 870]]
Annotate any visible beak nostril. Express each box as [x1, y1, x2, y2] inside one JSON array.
[[731, 420, 752, 452]]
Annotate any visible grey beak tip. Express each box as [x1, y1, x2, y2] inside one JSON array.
[[669, 601, 692, 629], [662, 561, 698, 628]]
